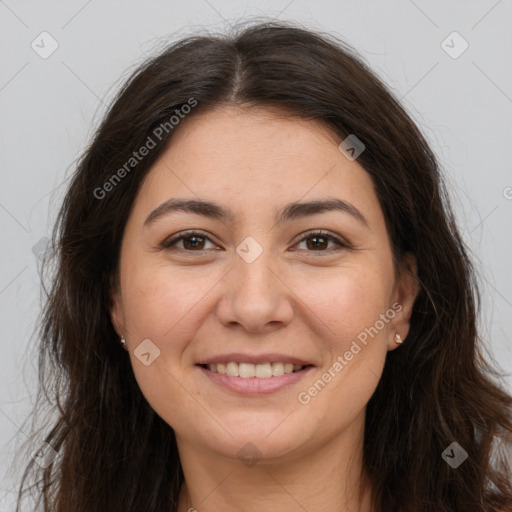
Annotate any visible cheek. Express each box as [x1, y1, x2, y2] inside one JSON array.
[[121, 260, 211, 343], [310, 261, 394, 344], [295, 271, 392, 426], [120, 262, 210, 431]]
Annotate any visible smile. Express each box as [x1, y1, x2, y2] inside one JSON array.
[[197, 362, 314, 395], [201, 362, 306, 378]]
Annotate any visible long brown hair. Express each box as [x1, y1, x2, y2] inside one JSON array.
[[14, 20, 512, 512]]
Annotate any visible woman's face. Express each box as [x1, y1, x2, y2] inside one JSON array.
[[111, 105, 417, 463]]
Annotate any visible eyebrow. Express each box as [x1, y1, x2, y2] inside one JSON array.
[[143, 197, 369, 228]]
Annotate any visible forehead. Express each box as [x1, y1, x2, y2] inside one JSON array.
[[162, 105, 343, 172], [135, 105, 381, 225]]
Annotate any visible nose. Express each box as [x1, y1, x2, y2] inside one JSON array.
[[215, 248, 294, 334]]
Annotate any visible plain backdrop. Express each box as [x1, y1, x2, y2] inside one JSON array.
[[1, 0, 511, 507]]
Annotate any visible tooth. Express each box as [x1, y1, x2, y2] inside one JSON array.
[[238, 363, 255, 378], [255, 363, 272, 378], [210, 361, 304, 378], [271, 362, 284, 376], [226, 362, 239, 377]]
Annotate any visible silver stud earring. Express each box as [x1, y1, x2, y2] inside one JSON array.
[[394, 333, 402, 345], [120, 336, 127, 350]]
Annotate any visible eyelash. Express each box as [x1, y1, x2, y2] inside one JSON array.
[[160, 230, 352, 254]]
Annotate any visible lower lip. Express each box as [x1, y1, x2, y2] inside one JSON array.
[[197, 365, 314, 395]]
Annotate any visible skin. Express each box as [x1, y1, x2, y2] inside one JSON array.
[[110, 105, 418, 512]]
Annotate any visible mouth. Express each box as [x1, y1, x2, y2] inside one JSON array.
[[196, 360, 315, 395], [198, 361, 311, 378]]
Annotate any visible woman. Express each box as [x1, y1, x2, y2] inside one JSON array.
[[16, 20, 512, 512]]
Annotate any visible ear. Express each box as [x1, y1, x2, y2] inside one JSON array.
[[109, 276, 126, 339], [387, 252, 419, 351]]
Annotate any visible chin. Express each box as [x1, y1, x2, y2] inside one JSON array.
[[194, 417, 315, 464]]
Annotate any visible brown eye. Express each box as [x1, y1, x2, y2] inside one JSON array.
[[161, 231, 217, 252], [305, 235, 329, 250], [294, 231, 351, 252], [181, 234, 206, 250]]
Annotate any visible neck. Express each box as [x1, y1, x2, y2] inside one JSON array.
[[176, 412, 375, 512]]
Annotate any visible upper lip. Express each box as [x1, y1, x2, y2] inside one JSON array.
[[197, 353, 314, 366]]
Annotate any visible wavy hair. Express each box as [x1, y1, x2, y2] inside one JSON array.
[[15, 20, 512, 512]]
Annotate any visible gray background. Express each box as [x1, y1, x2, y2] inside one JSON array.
[[1, 0, 511, 507]]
